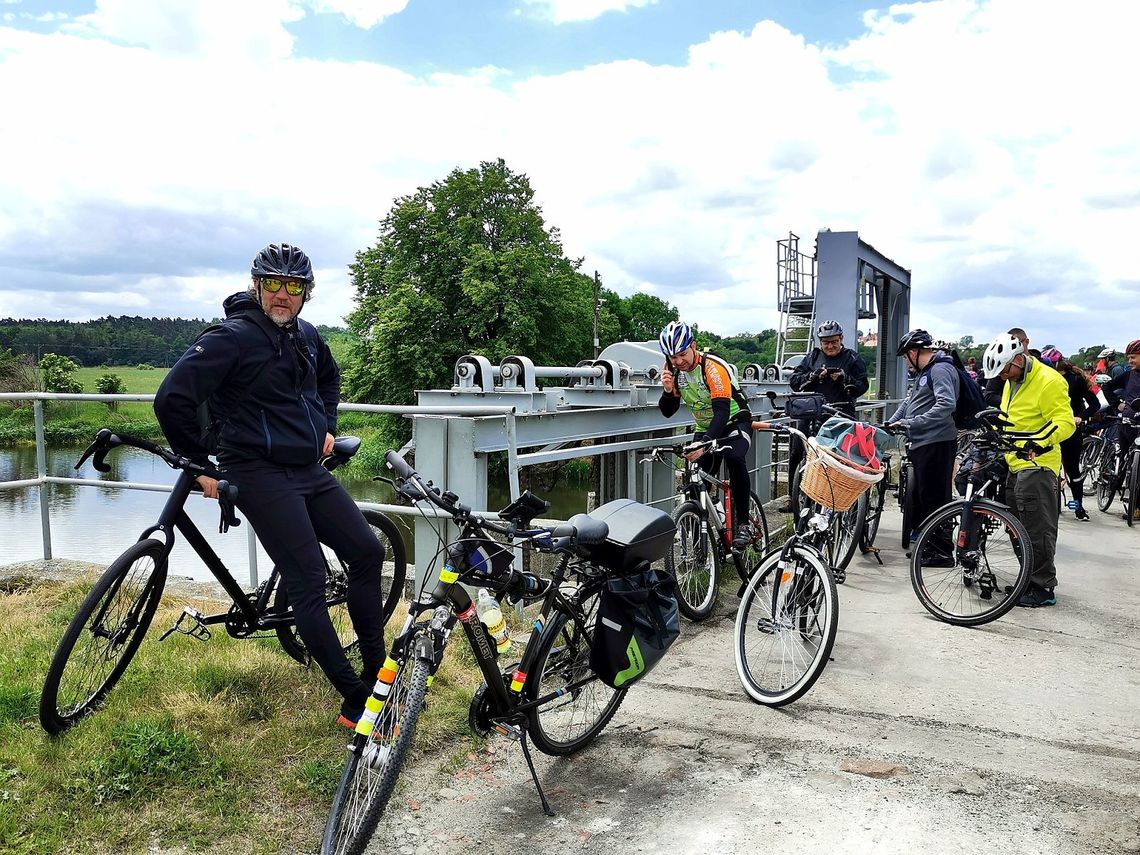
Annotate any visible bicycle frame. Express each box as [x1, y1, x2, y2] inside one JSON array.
[[141, 468, 293, 633], [386, 552, 594, 733]]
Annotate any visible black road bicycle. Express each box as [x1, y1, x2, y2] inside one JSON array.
[[321, 451, 676, 855], [644, 440, 771, 621], [39, 429, 406, 735], [909, 409, 1057, 626]]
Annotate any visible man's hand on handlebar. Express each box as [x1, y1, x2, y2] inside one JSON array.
[[683, 444, 705, 462], [196, 475, 220, 499]]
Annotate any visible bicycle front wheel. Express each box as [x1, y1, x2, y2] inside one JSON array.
[[1126, 451, 1140, 527], [900, 462, 917, 548], [526, 585, 627, 756], [665, 502, 720, 621], [910, 500, 1032, 626], [276, 509, 408, 665], [40, 538, 167, 734], [322, 656, 429, 855], [1096, 447, 1121, 512], [731, 491, 773, 582], [1078, 435, 1102, 483], [734, 547, 838, 707]]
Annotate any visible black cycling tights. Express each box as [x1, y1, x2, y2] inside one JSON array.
[[230, 461, 385, 707], [1059, 433, 1084, 506], [696, 430, 753, 527]]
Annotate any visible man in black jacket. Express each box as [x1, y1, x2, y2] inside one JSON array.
[[154, 243, 385, 728], [781, 320, 869, 511]]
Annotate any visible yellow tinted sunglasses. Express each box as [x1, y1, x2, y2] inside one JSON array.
[[258, 277, 306, 297]]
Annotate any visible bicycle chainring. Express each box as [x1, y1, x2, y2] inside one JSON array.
[[468, 671, 515, 737]]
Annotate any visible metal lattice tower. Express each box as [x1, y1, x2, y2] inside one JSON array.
[[775, 232, 817, 370]]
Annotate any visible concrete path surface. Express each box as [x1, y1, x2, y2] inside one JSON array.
[[369, 502, 1140, 855]]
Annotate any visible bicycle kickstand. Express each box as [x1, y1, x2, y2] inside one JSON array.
[[865, 545, 884, 566], [159, 606, 212, 642], [518, 730, 555, 817]]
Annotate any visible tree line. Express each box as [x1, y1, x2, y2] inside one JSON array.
[[0, 317, 347, 368]]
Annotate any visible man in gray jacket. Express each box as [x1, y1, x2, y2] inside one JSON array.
[[887, 329, 960, 560]]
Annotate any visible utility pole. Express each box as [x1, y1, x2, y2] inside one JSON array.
[[592, 270, 601, 359]]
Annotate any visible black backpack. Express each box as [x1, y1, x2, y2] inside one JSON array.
[[934, 350, 986, 430]]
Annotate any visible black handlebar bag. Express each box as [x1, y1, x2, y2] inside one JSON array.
[[589, 569, 681, 689]]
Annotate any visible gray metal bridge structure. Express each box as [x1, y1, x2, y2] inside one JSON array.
[[1, 229, 912, 592]]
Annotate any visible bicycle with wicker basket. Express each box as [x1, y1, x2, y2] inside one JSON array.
[[733, 416, 886, 706]]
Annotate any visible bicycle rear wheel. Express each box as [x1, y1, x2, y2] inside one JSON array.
[[322, 656, 429, 855], [859, 472, 889, 553], [40, 538, 167, 734], [829, 490, 867, 574], [665, 502, 720, 621], [1096, 447, 1121, 512], [527, 585, 627, 755], [734, 547, 838, 707], [910, 500, 1032, 626], [731, 491, 773, 582], [276, 509, 407, 665]]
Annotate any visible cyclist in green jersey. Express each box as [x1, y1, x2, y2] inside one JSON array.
[[658, 320, 755, 547]]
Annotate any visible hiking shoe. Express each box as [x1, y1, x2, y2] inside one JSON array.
[[1017, 585, 1056, 608], [1074, 507, 1090, 521]]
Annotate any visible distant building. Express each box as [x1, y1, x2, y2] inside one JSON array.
[[858, 332, 878, 348]]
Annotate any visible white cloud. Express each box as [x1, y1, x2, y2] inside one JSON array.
[[1, 0, 1139, 353], [518, 0, 660, 24], [308, 0, 409, 28]]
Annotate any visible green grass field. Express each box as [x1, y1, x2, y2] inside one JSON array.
[[72, 366, 170, 395], [0, 577, 482, 854]]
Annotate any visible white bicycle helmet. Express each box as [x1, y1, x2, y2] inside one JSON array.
[[983, 332, 1026, 377], [1095, 374, 1111, 386], [1098, 347, 1116, 358]]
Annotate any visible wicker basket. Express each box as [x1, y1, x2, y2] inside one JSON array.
[[800, 438, 884, 511]]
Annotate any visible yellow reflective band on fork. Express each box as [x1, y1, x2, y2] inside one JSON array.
[[440, 568, 459, 583]]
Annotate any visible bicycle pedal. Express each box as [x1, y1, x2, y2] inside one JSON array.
[[492, 721, 522, 741], [832, 568, 847, 585], [159, 606, 212, 642]]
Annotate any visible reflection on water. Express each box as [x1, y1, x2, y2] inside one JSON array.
[[1, 445, 590, 585]]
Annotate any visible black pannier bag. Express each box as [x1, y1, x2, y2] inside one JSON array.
[[589, 568, 680, 689]]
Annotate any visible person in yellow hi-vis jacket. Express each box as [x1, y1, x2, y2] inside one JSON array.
[[982, 332, 1075, 608]]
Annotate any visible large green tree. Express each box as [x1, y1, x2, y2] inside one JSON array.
[[342, 160, 615, 415]]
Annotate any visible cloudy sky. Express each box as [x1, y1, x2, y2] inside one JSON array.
[[0, 0, 1136, 356]]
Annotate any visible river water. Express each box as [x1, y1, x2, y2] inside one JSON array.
[[0, 445, 591, 585]]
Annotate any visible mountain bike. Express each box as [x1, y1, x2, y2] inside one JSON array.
[[734, 418, 882, 706], [642, 440, 771, 621], [39, 429, 406, 735], [321, 451, 676, 855], [909, 409, 1057, 626]]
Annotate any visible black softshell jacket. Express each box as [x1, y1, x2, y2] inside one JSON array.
[[154, 292, 340, 466]]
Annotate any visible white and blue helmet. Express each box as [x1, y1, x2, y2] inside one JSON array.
[[659, 320, 694, 357]]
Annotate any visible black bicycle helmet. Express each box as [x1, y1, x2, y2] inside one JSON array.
[[815, 320, 843, 339], [251, 243, 315, 284], [896, 328, 933, 355]]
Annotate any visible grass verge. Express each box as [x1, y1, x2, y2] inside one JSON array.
[[0, 576, 486, 855]]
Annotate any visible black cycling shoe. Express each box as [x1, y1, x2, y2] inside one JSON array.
[[1074, 507, 1090, 521]]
